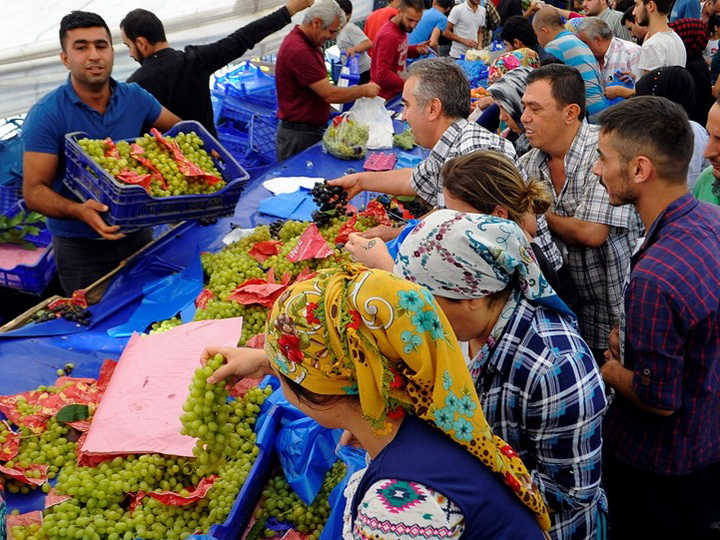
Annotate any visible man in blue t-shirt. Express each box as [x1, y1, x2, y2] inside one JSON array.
[[22, 11, 180, 294], [408, 0, 454, 51]]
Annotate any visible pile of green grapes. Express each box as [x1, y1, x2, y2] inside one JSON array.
[[194, 219, 363, 345], [77, 131, 225, 198], [248, 460, 347, 540], [3, 417, 78, 495], [7, 355, 273, 540], [147, 317, 182, 334]]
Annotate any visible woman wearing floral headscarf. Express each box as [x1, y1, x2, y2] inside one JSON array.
[[208, 266, 549, 539], [394, 210, 608, 540]]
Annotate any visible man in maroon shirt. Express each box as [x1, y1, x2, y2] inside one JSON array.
[[275, 0, 380, 161], [371, 0, 429, 101]]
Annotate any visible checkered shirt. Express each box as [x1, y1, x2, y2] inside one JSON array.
[[473, 296, 608, 540], [410, 118, 517, 207], [519, 123, 642, 349], [601, 37, 642, 85]]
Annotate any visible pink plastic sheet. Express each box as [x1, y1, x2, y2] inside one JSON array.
[[80, 318, 243, 458]]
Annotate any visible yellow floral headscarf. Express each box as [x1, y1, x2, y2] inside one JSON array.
[[265, 265, 551, 530]]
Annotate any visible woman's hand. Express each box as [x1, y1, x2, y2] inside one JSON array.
[[201, 346, 271, 385], [344, 233, 395, 271]]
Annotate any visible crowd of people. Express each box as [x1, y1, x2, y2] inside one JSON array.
[[12, 0, 720, 539]]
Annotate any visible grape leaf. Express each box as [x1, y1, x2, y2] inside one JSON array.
[[56, 404, 90, 424]]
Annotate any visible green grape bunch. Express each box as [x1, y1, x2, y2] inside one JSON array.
[[7, 368, 273, 540], [250, 460, 347, 540], [77, 131, 226, 198]]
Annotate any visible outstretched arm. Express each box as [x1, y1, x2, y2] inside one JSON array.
[[194, 1, 312, 72]]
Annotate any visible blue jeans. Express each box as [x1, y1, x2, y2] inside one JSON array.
[[52, 229, 152, 295]]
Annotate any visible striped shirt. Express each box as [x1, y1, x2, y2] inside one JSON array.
[[471, 294, 608, 540], [544, 31, 606, 118]]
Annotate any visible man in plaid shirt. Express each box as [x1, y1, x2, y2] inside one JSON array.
[[595, 97, 720, 539], [519, 64, 642, 358], [330, 57, 563, 269], [329, 57, 517, 212]]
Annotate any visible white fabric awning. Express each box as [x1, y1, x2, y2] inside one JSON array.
[[0, 0, 372, 119]]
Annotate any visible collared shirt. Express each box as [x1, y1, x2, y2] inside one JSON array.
[[410, 118, 563, 276], [472, 294, 608, 540], [22, 77, 162, 239], [545, 31, 605, 116], [410, 118, 517, 206], [276, 26, 330, 126], [519, 123, 642, 349], [604, 193, 720, 475], [598, 7, 633, 41], [601, 36, 641, 85]]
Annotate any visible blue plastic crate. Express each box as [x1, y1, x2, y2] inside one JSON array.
[[0, 201, 56, 294], [62, 120, 251, 232], [218, 99, 277, 163], [215, 62, 277, 111], [217, 127, 274, 179], [0, 184, 22, 214], [225, 83, 277, 111], [0, 119, 24, 186]]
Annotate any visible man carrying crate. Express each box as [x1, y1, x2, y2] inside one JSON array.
[[22, 11, 181, 295]]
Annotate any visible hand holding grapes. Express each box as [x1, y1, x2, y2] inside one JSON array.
[[75, 199, 125, 240], [202, 346, 271, 385], [327, 173, 365, 200]]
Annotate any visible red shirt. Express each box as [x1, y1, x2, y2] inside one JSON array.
[[364, 6, 399, 52], [371, 20, 419, 100], [276, 25, 329, 126]]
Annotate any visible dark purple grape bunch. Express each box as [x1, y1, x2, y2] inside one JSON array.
[[269, 219, 284, 239], [311, 181, 348, 227]]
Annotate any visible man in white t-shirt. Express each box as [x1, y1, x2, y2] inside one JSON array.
[[336, 0, 373, 83], [633, 0, 686, 73], [444, 0, 486, 58]]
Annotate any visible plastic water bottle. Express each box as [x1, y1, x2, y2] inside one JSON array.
[[348, 54, 360, 75]]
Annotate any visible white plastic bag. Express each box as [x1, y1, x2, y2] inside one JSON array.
[[349, 97, 394, 150]]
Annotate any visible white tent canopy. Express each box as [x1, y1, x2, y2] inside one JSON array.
[[0, 0, 372, 119]]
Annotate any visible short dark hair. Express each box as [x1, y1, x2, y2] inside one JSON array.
[[407, 57, 471, 119], [336, 0, 353, 17], [401, 0, 426, 10], [501, 15, 539, 48], [59, 11, 111, 51], [435, 0, 454, 9], [598, 96, 693, 182], [526, 64, 587, 120], [615, 0, 635, 12], [621, 6, 636, 24], [120, 9, 167, 45], [642, 0, 673, 15]]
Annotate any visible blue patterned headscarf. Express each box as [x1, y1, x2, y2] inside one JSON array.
[[394, 210, 573, 317]]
